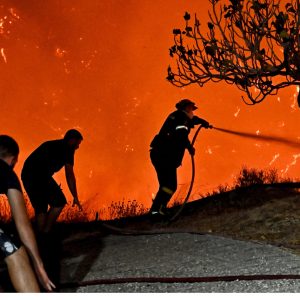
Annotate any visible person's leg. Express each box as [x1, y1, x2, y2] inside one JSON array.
[[150, 151, 165, 213], [35, 213, 47, 233], [38, 206, 64, 290], [43, 178, 67, 233], [43, 206, 64, 233], [5, 246, 40, 292], [39, 180, 66, 289], [150, 162, 166, 212], [150, 161, 177, 214], [160, 166, 177, 210], [21, 174, 48, 233]]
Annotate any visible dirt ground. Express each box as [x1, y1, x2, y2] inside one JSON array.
[[107, 185, 300, 254]]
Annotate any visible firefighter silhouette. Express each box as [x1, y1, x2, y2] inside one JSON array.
[[149, 99, 212, 216]]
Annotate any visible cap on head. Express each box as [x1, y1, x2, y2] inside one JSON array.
[[64, 129, 83, 141], [175, 99, 198, 111], [0, 135, 19, 158]]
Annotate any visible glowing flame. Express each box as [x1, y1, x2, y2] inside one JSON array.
[[1, 48, 7, 63], [125, 144, 134, 152], [55, 47, 67, 58], [0, 6, 20, 37], [8, 8, 20, 20], [290, 154, 300, 166], [234, 107, 240, 117], [281, 153, 300, 174], [206, 146, 213, 154], [269, 153, 280, 165], [291, 87, 299, 110]]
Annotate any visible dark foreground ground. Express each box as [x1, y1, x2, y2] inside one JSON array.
[[1, 184, 300, 292]]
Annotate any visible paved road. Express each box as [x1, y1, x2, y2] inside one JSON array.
[[59, 232, 300, 292]]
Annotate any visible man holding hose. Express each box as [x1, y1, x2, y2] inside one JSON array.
[[149, 99, 212, 217]]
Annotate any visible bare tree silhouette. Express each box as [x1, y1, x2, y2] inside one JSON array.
[[167, 0, 300, 106]]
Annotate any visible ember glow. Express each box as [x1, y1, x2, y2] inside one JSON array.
[[1, 1, 299, 220]]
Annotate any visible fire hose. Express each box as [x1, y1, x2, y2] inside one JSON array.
[[60, 274, 300, 289], [170, 125, 300, 222], [169, 124, 204, 222]]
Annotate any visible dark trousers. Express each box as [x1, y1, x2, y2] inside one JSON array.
[[150, 150, 177, 211]]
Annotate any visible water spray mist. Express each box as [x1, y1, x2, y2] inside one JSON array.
[[213, 127, 300, 149]]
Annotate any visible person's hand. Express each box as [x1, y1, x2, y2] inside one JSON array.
[[34, 263, 56, 292], [202, 121, 210, 129], [72, 197, 82, 211]]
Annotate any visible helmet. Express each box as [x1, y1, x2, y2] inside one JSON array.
[[175, 99, 198, 111]]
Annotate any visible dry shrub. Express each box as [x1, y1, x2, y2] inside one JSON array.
[[234, 166, 292, 188], [58, 204, 90, 223], [0, 194, 34, 223], [203, 167, 295, 198], [0, 195, 11, 223], [107, 199, 147, 220]]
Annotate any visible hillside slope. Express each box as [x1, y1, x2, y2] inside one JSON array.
[[102, 184, 300, 254]]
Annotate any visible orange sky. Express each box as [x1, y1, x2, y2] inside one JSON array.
[[1, 0, 299, 218]]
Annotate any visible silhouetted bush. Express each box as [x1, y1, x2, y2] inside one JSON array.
[[234, 166, 296, 188], [0, 194, 34, 223], [107, 199, 147, 220]]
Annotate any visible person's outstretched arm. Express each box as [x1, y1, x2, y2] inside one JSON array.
[[7, 188, 56, 292], [65, 164, 82, 210], [192, 116, 212, 128]]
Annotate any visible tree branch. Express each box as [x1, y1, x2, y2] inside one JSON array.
[[168, 0, 300, 105]]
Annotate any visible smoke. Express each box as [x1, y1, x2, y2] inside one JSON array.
[[214, 127, 300, 149]]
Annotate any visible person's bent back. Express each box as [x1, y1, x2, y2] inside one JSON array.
[[21, 129, 83, 233]]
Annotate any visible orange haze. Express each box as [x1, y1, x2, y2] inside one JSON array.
[[1, 0, 299, 218]]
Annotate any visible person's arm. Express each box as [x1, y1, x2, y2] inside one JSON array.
[[65, 163, 82, 210], [175, 125, 195, 156], [192, 116, 212, 128], [7, 189, 56, 292]]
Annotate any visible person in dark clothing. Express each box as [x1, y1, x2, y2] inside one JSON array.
[[0, 135, 55, 292], [21, 129, 83, 233], [149, 99, 212, 216]]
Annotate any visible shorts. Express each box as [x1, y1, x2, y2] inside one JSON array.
[[21, 173, 67, 214], [0, 228, 20, 259]]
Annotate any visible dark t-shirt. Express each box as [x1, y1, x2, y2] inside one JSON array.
[[0, 159, 22, 195], [22, 139, 75, 177]]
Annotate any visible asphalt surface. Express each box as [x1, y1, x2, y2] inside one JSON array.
[[59, 232, 300, 292]]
